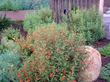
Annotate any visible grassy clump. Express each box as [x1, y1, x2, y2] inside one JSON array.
[[100, 63, 110, 82], [24, 8, 54, 33], [99, 44, 110, 57]]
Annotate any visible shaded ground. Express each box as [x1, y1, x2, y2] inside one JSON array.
[[94, 38, 110, 48], [102, 57, 110, 66]]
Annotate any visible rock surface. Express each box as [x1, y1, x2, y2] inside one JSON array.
[[79, 46, 102, 82]]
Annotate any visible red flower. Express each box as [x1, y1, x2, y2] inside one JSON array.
[[46, 50, 51, 59], [30, 65, 33, 70], [71, 67, 74, 74], [31, 47, 35, 53], [26, 78, 31, 82], [72, 80, 77, 82], [24, 73, 28, 77], [20, 69, 25, 73], [17, 73, 21, 78], [49, 73, 54, 78], [19, 79, 23, 82], [56, 68, 58, 73], [61, 76, 65, 81]]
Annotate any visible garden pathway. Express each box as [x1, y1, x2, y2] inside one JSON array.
[[0, 10, 34, 21]]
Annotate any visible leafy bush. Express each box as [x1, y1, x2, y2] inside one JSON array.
[[16, 24, 86, 82], [2, 27, 20, 40], [64, 7, 104, 44], [0, 28, 21, 54], [0, 16, 12, 31], [100, 63, 110, 82], [99, 44, 110, 57], [0, 50, 22, 82], [23, 8, 54, 32], [0, 38, 20, 59], [0, 44, 7, 54]]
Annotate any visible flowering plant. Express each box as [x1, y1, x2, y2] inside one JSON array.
[[17, 24, 85, 82]]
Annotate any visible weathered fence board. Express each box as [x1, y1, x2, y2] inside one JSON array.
[[50, 0, 101, 23]]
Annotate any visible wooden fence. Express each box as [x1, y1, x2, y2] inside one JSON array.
[[50, 0, 100, 23]]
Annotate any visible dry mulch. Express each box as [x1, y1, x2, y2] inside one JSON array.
[[2, 24, 110, 82], [93, 39, 110, 48]]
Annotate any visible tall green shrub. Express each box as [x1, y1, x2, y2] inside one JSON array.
[[23, 8, 54, 32], [64, 7, 104, 44]]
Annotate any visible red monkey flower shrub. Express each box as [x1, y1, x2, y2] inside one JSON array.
[[17, 24, 85, 82]]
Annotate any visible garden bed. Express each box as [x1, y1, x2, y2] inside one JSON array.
[[94, 38, 110, 48]]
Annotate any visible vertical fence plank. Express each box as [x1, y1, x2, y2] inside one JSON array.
[[99, 0, 104, 14], [50, 0, 101, 23], [85, 0, 88, 9], [55, 0, 57, 22]]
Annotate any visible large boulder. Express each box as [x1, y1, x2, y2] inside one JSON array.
[[79, 46, 102, 82]]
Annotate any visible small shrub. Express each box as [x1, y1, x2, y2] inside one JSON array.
[[0, 37, 20, 54], [0, 28, 21, 54], [64, 7, 104, 44], [0, 50, 22, 82], [100, 63, 110, 82], [23, 8, 54, 32], [99, 44, 110, 57], [2, 27, 20, 40], [16, 24, 86, 82]]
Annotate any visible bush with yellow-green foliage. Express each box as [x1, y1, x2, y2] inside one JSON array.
[[23, 8, 54, 33]]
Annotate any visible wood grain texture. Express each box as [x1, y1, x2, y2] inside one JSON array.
[[50, 0, 100, 23]]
